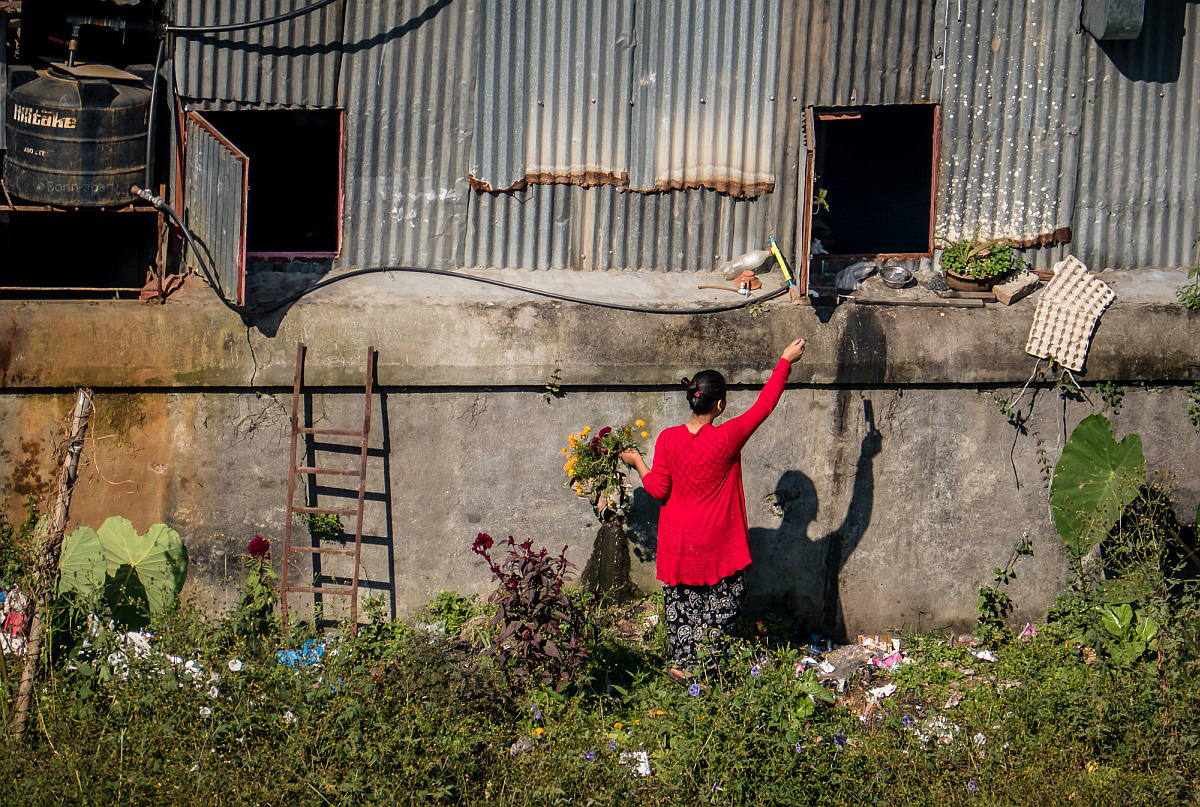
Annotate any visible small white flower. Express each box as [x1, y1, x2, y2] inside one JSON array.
[[208, 685, 219, 699], [283, 710, 297, 725], [189, 763, 199, 773], [199, 706, 212, 718], [973, 732, 987, 746], [227, 658, 243, 673]]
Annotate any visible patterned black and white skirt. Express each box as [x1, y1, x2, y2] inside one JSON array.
[[662, 570, 746, 669]]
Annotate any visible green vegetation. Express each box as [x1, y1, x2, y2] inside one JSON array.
[[1096, 380, 1125, 414], [303, 512, 343, 540], [1175, 234, 1200, 309], [939, 238, 1019, 280], [58, 516, 188, 630], [1050, 414, 1145, 559]]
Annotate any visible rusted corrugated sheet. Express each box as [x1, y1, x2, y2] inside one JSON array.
[[627, 0, 781, 198], [471, 0, 636, 193], [336, 0, 475, 270], [463, 0, 937, 271], [935, 0, 1086, 246], [1072, 0, 1200, 269], [171, 0, 345, 109]]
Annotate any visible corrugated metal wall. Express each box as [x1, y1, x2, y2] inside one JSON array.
[[169, 0, 1200, 272], [337, 0, 476, 270], [1072, 0, 1200, 270], [936, 0, 1086, 248], [172, 0, 345, 109]]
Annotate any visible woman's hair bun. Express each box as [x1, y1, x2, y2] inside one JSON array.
[[680, 376, 692, 389]]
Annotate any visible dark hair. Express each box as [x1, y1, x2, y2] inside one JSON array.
[[680, 370, 726, 415]]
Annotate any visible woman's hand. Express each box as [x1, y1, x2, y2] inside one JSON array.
[[619, 449, 641, 466], [782, 337, 807, 363]]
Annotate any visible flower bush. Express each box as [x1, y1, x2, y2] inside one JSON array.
[[472, 532, 593, 692], [562, 422, 645, 521]]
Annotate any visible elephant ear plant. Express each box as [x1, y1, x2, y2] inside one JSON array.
[[57, 516, 188, 629], [1051, 414, 1146, 560], [1050, 415, 1165, 665]]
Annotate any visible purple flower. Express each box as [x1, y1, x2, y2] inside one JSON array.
[[583, 750, 596, 762], [968, 781, 978, 793], [832, 732, 847, 748], [902, 714, 914, 728], [532, 710, 542, 721], [688, 682, 701, 696], [759, 655, 770, 666], [597, 426, 613, 438], [750, 665, 762, 678], [608, 740, 617, 751], [794, 742, 804, 755]]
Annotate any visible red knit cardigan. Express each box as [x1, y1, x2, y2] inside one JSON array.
[[643, 358, 792, 586]]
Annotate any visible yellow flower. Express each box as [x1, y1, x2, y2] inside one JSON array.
[[635, 419, 645, 428], [647, 709, 667, 717], [613, 722, 624, 729], [640, 431, 649, 438], [534, 727, 545, 736]]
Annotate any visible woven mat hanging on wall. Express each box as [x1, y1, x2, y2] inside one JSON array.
[[1025, 256, 1115, 372]]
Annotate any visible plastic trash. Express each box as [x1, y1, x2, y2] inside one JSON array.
[[277, 638, 326, 669], [719, 249, 773, 281], [835, 260, 878, 292], [969, 648, 998, 663], [868, 683, 898, 701], [619, 751, 652, 777], [1018, 623, 1037, 642]]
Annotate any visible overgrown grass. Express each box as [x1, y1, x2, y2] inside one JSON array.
[[3, 589, 1198, 806]]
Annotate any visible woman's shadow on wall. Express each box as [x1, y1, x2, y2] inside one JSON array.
[[747, 416, 881, 643]]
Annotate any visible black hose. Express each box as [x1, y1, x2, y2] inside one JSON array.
[[133, 187, 793, 318], [165, 0, 339, 34], [144, 37, 165, 191]]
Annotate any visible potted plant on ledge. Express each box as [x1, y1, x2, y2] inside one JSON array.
[[939, 238, 1020, 292]]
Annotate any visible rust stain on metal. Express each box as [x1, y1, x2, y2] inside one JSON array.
[[1009, 227, 1073, 248], [470, 171, 774, 199], [468, 170, 630, 192], [634, 177, 775, 199]]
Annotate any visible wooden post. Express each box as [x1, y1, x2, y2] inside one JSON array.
[[11, 389, 93, 744]]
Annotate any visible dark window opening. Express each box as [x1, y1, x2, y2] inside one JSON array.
[[199, 109, 342, 257], [810, 104, 937, 256], [0, 209, 159, 297]]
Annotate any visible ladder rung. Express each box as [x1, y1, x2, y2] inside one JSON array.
[[298, 427, 363, 437], [284, 585, 354, 595], [288, 546, 356, 555], [292, 506, 359, 517], [294, 466, 360, 476]]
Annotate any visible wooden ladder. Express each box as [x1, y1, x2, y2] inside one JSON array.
[[280, 342, 377, 634]]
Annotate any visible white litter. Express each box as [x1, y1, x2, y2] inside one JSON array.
[[619, 751, 651, 777]]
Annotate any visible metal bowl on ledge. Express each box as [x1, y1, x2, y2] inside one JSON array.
[[880, 264, 914, 289]]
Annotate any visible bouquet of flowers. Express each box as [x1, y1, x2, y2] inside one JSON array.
[[562, 420, 649, 522]]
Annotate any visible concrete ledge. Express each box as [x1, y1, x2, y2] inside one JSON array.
[[1, 270, 1197, 389]]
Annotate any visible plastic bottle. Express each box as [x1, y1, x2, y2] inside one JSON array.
[[718, 249, 773, 281]]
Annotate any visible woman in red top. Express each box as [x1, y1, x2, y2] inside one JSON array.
[[621, 337, 807, 679]]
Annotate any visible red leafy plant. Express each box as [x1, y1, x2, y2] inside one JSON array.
[[472, 532, 593, 692]]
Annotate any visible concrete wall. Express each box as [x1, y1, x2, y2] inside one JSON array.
[[1, 280, 1197, 636]]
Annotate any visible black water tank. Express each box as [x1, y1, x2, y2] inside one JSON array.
[[4, 67, 150, 207]]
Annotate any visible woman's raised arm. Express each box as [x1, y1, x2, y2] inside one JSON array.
[[721, 337, 806, 448]]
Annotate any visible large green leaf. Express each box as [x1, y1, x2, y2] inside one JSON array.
[[97, 516, 188, 623], [58, 525, 105, 597], [1051, 415, 1145, 558]]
